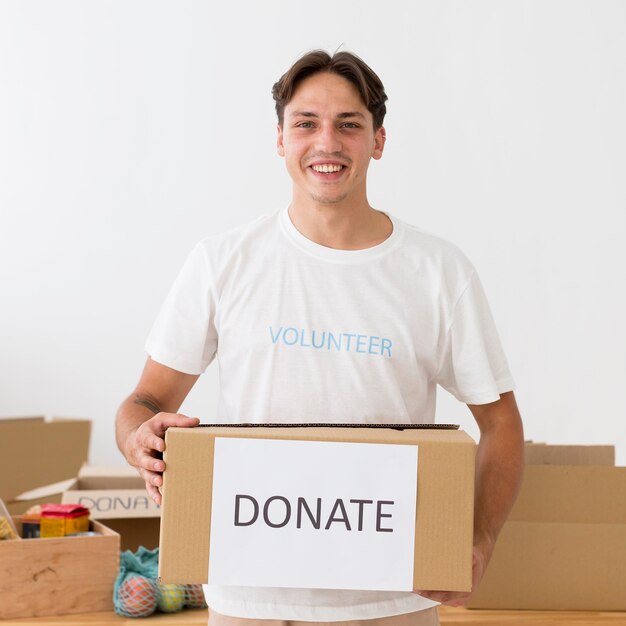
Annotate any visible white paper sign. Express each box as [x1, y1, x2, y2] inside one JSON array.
[[208, 437, 418, 591]]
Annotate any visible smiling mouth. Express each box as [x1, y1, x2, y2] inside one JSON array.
[[310, 164, 345, 173]]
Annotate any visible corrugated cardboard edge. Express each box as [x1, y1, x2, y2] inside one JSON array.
[[159, 428, 214, 584], [407, 431, 474, 592], [198, 423, 460, 430]]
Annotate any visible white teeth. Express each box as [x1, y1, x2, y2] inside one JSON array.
[[312, 164, 343, 173]]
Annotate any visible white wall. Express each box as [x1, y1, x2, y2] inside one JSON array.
[[1, 1, 625, 466]]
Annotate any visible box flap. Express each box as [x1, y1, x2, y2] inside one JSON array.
[[525, 443, 614, 466], [62, 488, 160, 519], [0, 417, 91, 502], [509, 465, 626, 523], [58, 466, 157, 520], [77, 465, 144, 490], [13, 478, 77, 502]]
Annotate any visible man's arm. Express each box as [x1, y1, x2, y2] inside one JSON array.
[[416, 390, 524, 605], [116, 357, 200, 504]]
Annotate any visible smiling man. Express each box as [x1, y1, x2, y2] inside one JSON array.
[[116, 50, 524, 626], [277, 65, 390, 250]]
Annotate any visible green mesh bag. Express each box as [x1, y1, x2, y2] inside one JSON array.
[[114, 547, 159, 617], [113, 547, 207, 617]]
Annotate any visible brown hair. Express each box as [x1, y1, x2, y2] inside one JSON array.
[[272, 50, 388, 130]]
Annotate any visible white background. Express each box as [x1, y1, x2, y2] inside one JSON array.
[[1, 1, 624, 465], [209, 438, 417, 590]]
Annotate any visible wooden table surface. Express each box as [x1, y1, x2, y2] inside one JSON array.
[[2, 607, 626, 625]]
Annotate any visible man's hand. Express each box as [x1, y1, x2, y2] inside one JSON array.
[[115, 358, 201, 505], [125, 411, 200, 505], [414, 543, 491, 606]]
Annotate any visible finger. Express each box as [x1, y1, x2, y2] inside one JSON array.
[[414, 590, 434, 599], [442, 594, 468, 607], [148, 433, 165, 454], [138, 466, 162, 488], [145, 481, 162, 505], [154, 413, 200, 433], [414, 590, 448, 603], [138, 452, 165, 474], [134, 414, 199, 453], [130, 418, 161, 447], [129, 432, 165, 464]]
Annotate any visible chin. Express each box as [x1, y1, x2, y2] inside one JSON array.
[[310, 193, 349, 205]]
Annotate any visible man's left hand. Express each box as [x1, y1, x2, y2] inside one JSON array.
[[413, 543, 490, 606]]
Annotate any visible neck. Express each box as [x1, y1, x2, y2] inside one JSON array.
[[288, 198, 393, 251]]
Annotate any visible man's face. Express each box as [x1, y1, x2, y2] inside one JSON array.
[[277, 72, 385, 207]]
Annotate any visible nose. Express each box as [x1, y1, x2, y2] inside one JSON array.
[[315, 123, 342, 154]]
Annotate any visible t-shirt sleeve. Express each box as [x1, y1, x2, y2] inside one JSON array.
[[433, 271, 516, 404], [144, 243, 218, 375]]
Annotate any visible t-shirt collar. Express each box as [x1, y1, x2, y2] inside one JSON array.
[[279, 207, 403, 263]]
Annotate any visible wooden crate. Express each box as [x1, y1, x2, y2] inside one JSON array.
[[0, 518, 119, 619]]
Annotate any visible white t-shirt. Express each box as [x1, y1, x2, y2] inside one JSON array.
[[145, 208, 515, 621]]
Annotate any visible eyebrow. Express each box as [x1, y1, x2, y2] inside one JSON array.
[[289, 111, 366, 120]]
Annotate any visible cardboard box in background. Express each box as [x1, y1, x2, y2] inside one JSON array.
[[467, 443, 626, 611], [524, 442, 615, 466], [158, 424, 475, 592], [0, 518, 119, 619], [0, 416, 91, 515], [63, 465, 160, 552]]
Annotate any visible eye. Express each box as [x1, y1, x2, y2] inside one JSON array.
[[296, 121, 315, 128], [341, 122, 360, 129]]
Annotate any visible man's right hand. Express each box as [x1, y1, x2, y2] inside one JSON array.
[[115, 358, 201, 505], [126, 411, 200, 505]]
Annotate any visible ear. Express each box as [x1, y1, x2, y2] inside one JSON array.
[[277, 124, 285, 157], [372, 126, 386, 160]]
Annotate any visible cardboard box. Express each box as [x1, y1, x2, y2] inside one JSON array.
[[158, 424, 475, 592], [524, 442, 615, 466], [63, 465, 160, 552], [0, 416, 91, 515], [467, 443, 626, 610], [0, 517, 120, 619]]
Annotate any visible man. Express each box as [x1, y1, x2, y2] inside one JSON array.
[[116, 50, 524, 626]]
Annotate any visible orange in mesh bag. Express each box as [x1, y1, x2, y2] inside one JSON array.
[[184, 583, 208, 608], [114, 547, 160, 617], [116, 574, 158, 618]]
